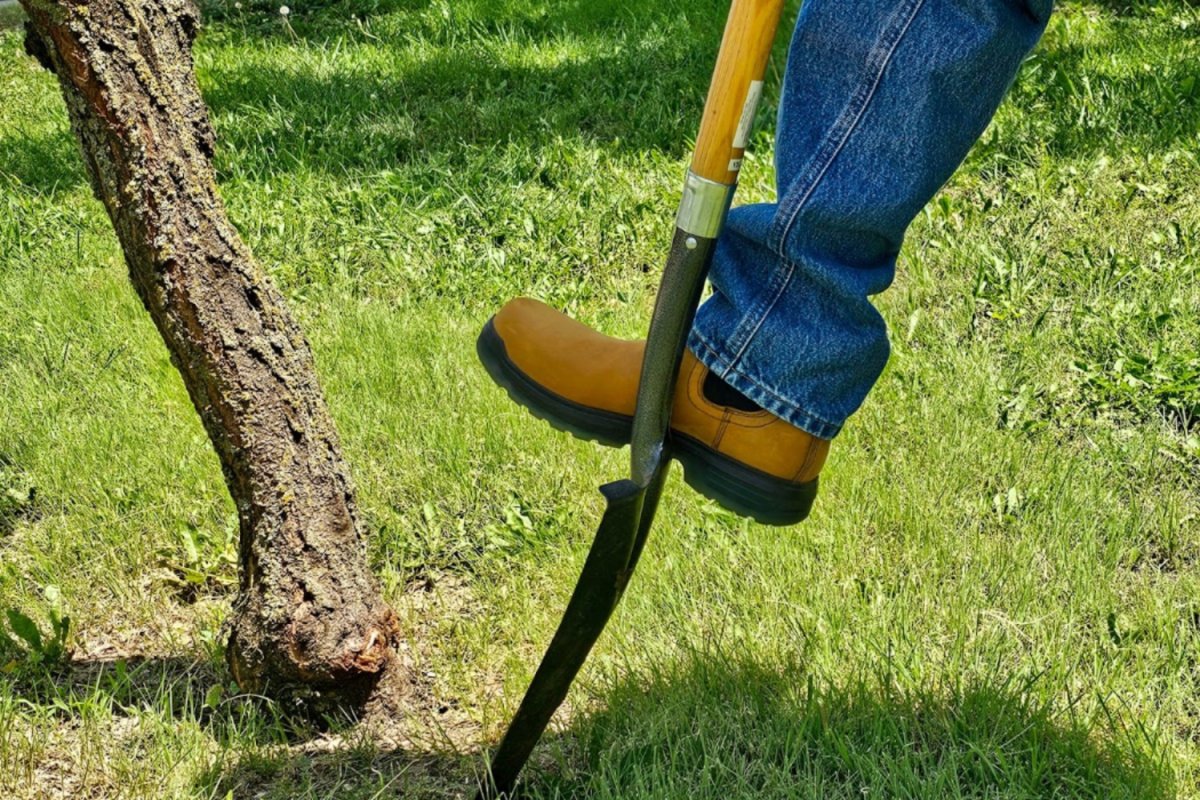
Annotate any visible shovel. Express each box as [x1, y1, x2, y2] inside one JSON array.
[[478, 2, 787, 795]]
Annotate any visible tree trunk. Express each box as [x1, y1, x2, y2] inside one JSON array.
[[21, 0, 403, 707]]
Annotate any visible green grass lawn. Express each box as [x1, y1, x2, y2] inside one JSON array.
[[2, 0, 1200, 797]]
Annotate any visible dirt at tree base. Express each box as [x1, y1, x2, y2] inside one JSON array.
[[1, 577, 501, 799]]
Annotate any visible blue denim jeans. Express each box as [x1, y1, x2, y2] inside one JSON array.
[[688, 0, 1053, 440]]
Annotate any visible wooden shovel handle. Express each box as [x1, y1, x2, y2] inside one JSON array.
[[691, 0, 788, 185]]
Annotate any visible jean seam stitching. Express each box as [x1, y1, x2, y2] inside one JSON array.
[[720, 0, 927, 378], [719, 262, 798, 379], [691, 333, 842, 434], [717, 248, 800, 366], [774, 0, 928, 258]]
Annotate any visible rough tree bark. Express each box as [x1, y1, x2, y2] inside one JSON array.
[[21, 0, 403, 707]]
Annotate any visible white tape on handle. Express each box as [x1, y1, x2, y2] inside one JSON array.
[[732, 80, 765, 150]]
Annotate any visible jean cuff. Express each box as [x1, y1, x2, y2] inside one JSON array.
[[687, 330, 844, 441]]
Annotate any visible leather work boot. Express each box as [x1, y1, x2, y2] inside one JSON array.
[[476, 298, 830, 526]]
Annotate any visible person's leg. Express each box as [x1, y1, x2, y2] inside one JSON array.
[[478, 0, 1054, 522], [689, 0, 1053, 440]]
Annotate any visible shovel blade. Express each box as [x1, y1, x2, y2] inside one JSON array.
[[479, 478, 649, 798]]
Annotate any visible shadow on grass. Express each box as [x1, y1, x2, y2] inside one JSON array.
[[522, 654, 1174, 799], [1, 645, 1171, 797], [203, 0, 717, 35], [198, 40, 713, 180], [1, 650, 480, 797], [8, 0, 1195, 199], [1, 0, 736, 195], [11, 0, 1200, 200], [0, 2, 23, 32], [197, 740, 478, 800], [0, 128, 88, 196], [2, 653, 309, 741], [197, 1, 1200, 185], [186, 650, 1175, 798], [194, 0, 740, 184]]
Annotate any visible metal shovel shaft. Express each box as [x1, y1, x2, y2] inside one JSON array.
[[480, 471, 669, 796], [480, 228, 718, 799], [478, 2, 787, 796]]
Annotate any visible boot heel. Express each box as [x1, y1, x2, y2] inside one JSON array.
[[672, 434, 818, 526]]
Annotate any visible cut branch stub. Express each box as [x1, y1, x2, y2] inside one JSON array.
[[20, 0, 404, 707]]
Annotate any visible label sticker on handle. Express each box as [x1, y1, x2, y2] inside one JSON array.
[[732, 80, 764, 150]]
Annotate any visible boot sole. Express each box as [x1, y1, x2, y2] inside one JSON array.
[[477, 318, 818, 526]]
